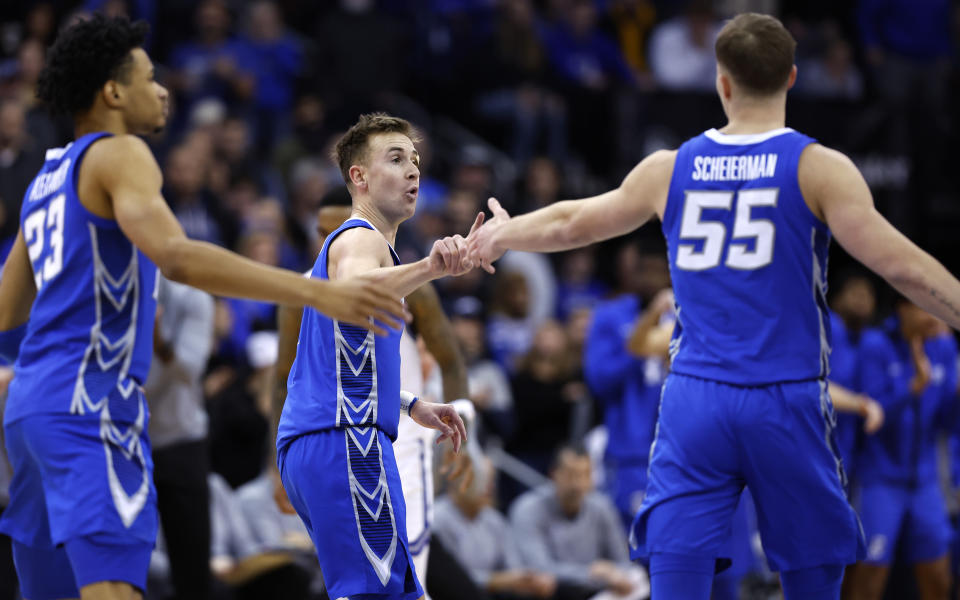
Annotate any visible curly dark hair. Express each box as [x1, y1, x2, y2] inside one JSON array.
[[36, 14, 150, 115]]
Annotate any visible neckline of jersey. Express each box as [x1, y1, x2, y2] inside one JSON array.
[[347, 216, 399, 258], [704, 127, 795, 145]]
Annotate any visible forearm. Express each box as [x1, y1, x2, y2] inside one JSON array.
[[884, 251, 960, 331], [352, 258, 438, 299], [493, 200, 592, 254], [163, 239, 314, 306], [829, 382, 867, 415], [627, 309, 667, 357]]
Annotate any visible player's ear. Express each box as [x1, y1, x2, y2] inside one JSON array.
[[103, 80, 123, 109], [348, 164, 366, 190], [786, 64, 798, 90]]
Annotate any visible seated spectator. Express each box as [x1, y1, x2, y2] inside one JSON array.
[[208, 472, 312, 600], [167, 0, 254, 114], [450, 296, 515, 442], [797, 34, 863, 100], [509, 444, 648, 599], [434, 458, 562, 599], [506, 322, 589, 482], [235, 473, 314, 556], [648, 0, 721, 92], [487, 270, 537, 373], [239, 1, 303, 150]]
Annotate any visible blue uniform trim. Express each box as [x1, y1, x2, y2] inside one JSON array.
[[0, 322, 27, 365]]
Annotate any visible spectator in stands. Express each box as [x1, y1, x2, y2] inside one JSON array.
[[541, 0, 635, 92], [603, 0, 657, 87], [540, 0, 634, 173], [314, 0, 407, 124], [207, 472, 312, 599], [163, 143, 236, 247], [0, 98, 45, 251], [206, 331, 276, 489], [647, 0, 721, 92], [797, 34, 863, 101], [828, 271, 882, 481], [240, 1, 303, 150], [0, 37, 61, 148], [435, 457, 563, 599], [487, 270, 536, 373], [145, 277, 216, 600], [584, 251, 670, 529], [518, 156, 563, 212], [848, 295, 958, 600], [451, 296, 515, 442], [555, 247, 607, 322], [504, 321, 589, 506], [510, 444, 646, 599], [167, 0, 254, 116], [474, 0, 568, 166]]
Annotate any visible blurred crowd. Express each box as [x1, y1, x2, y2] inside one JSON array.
[[1, 0, 960, 599]]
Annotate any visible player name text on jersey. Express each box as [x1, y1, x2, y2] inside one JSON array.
[[692, 153, 777, 182]]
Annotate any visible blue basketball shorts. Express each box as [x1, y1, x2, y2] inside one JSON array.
[[858, 481, 950, 565], [279, 427, 423, 600], [0, 407, 157, 598], [630, 373, 865, 572]]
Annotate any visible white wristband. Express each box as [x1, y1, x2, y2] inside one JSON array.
[[400, 390, 419, 416]]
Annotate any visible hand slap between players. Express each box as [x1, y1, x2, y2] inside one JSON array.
[[466, 197, 511, 274], [409, 401, 468, 454], [428, 211, 486, 277]]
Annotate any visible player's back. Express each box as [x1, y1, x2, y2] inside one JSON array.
[[5, 133, 158, 426], [662, 127, 828, 385]]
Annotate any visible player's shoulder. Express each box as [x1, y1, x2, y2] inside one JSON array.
[[326, 223, 390, 261], [84, 134, 160, 180], [798, 143, 859, 184]]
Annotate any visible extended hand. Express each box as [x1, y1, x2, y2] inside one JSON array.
[[861, 397, 885, 434], [313, 277, 408, 336], [410, 400, 467, 453], [429, 212, 485, 278], [467, 198, 511, 274]]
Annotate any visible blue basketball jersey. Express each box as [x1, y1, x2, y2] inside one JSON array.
[[277, 219, 404, 449], [5, 133, 158, 426], [662, 127, 828, 385]]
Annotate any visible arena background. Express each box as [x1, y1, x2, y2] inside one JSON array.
[[0, 1, 958, 599]]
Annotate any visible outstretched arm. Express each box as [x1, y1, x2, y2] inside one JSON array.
[[469, 150, 674, 271], [805, 144, 960, 330], [330, 214, 483, 299], [97, 135, 406, 333]]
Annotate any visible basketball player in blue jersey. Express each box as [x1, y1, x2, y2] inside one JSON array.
[[468, 13, 960, 600], [0, 15, 405, 600], [271, 192, 479, 599], [276, 113, 473, 600]]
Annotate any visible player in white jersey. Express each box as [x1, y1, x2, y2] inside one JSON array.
[[272, 196, 475, 597]]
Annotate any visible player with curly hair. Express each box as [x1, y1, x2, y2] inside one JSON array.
[[0, 14, 405, 600]]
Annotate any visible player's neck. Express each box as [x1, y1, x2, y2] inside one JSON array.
[[350, 205, 398, 246], [74, 110, 131, 139], [719, 99, 786, 136]]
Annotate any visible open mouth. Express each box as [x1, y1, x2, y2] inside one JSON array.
[[405, 186, 418, 200]]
